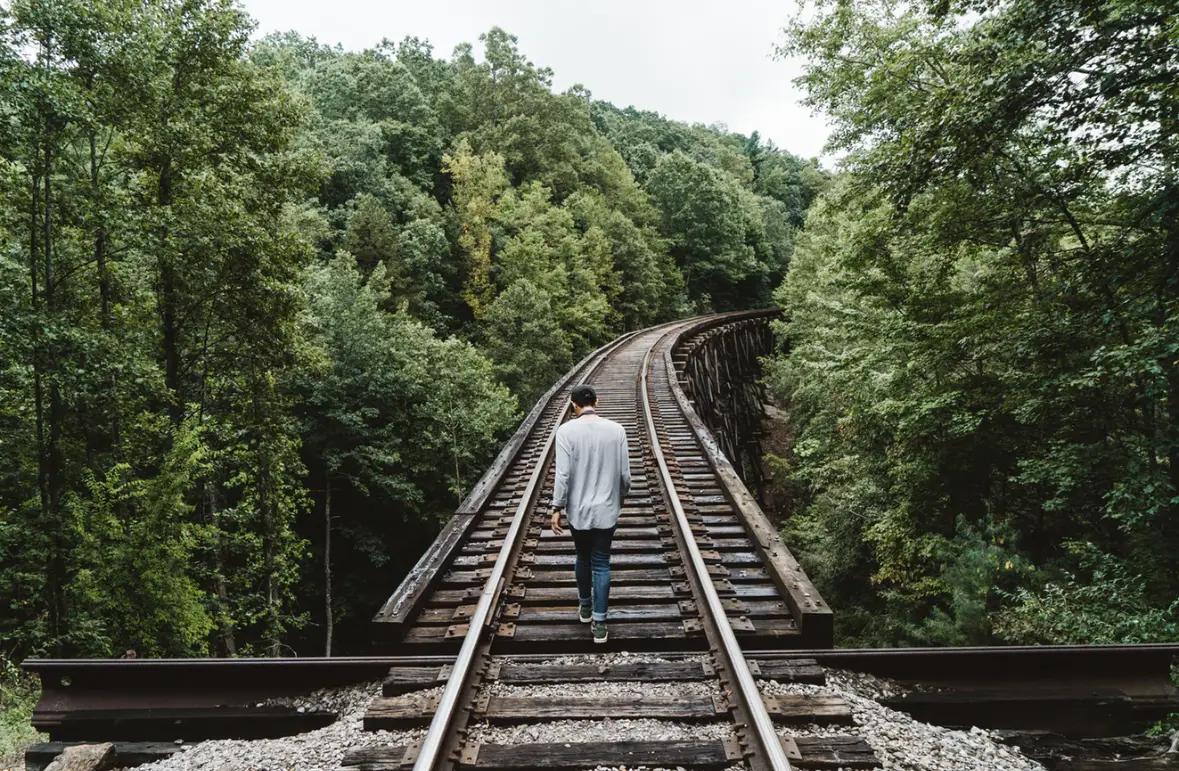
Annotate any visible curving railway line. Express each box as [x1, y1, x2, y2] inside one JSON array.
[[21, 311, 1179, 771], [361, 310, 842, 771], [372, 310, 828, 654]]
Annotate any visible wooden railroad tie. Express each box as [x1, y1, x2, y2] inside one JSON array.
[[363, 691, 852, 730], [341, 736, 879, 770]]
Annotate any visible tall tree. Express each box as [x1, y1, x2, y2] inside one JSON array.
[[647, 151, 761, 309], [770, 0, 1179, 645], [443, 138, 507, 320], [297, 253, 514, 654]]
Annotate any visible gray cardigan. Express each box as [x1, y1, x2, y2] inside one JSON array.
[[551, 415, 632, 530]]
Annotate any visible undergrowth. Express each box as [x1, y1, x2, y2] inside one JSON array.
[[0, 657, 42, 771]]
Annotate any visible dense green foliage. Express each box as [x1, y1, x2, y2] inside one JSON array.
[[768, 0, 1179, 646], [0, 657, 41, 767], [0, 1, 821, 658]]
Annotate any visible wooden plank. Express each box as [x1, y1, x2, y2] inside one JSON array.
[[995, 733, 1179, 771], [441, 570, 495, 585], [530, 526, 662, 539], [732, 584, 787, 599], [519, 568, 675, 584], [715, 551, 767, 565], [504, 621, 692, 642], [477, 694, 725, 723], [372, 513, 477, 630], [341, 746, 411, 771], [710, 538, 756, 549], [748, 657, 825, 684], [364, 694, 439, 729], [494, 585, 687, 603], [33, 706, 337, 742], [467, 740, 730, 768], [740, 600, 791, 616], [706, 525, 748, 535], [339, 736, 880, 770], [25, 743, 181, 771], [726, 567, 772, 581], [1039, 760, 1179, 771], [535, 531, 666, 544], [764, 694, 853, 724], [416, 607, 479, 624], [382, 665, 451, 695], [746, 617, 801, 635], [887, 687, 1152, 704], [364, 694, 724, 730], [793, 735, 880, 769], [428, 587, 486, 604], [881, 688, 1179, 735], [402, 626, 465, 644], [525, 554, 679, 567], [526, 540, 668, 553], [495, 661, 709, 685], [511, 604, 686, 623], [454, 553, 676, 567]]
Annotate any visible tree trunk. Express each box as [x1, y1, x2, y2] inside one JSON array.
[[255, 385, 281, 658], [158, 157, 182, 425], [209, 483, 237, 657], [453, 426, 463, 500], [29, 171, 56, 649], [262, 464, 280, 658], [90, 130, 111, 329], [90, 128, 120, 455], [1168, 371, 1179, 501], [42, 131, 67, 653], [324, 469, 333, 658], [1161, 199, 1179, 599]]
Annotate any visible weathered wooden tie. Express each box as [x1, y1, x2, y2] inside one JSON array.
[[342, 736, 879, 770]]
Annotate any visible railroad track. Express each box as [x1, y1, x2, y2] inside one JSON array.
[[21, 312, 1179, 771], [23, 645, 1179, 770], [372, 311, 829, 653], [352, 312, 858, 771]]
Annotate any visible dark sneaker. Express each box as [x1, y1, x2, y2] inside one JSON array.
[[591, 620, 608, 644], [578, 604, 592, 623]]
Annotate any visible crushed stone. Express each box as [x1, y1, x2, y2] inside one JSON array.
[[131, 682, 423, 771]]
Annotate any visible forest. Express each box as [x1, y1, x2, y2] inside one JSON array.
[[766, 0, 1179, 647], [0, 0, 824, 662], [1, 0, 1176, 676]]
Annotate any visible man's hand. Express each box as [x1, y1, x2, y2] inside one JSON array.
[[550, 508, 564, 536]]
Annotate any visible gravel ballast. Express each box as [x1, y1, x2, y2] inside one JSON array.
[[122, 660, 1049, 771], [132, 682, 422, 771], [484, 680, 720, 698], [761, 668, 1046, 771], [467, 717, 735, 745], [527, 653, 704, 667]]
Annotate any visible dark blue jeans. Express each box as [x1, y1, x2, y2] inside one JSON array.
[[570, 525, 615, 622]]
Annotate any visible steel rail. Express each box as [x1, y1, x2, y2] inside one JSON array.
[[411, 328, 646, 771], [640, 332, 793, 771]]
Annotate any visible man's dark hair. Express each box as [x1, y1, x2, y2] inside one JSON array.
[[571, 384, 597, 407]]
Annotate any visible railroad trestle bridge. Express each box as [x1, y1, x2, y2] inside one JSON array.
[[372, 308, 830, 654]]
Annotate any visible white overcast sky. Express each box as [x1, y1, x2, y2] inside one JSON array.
[[238, 0, 833, 161]]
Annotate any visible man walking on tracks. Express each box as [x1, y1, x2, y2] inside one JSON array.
[[550, 384, 631, 643]]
